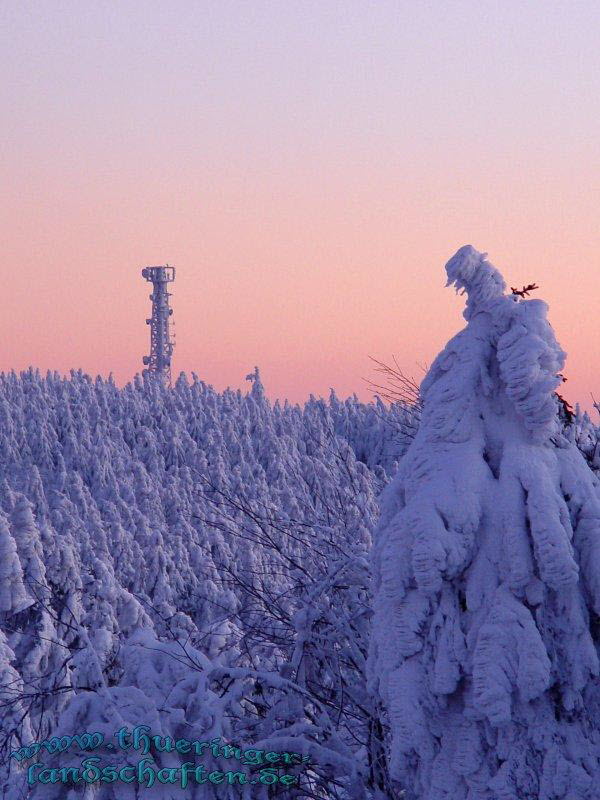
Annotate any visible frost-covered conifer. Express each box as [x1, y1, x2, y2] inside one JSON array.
[[0, 514, 32, 615], [370, 245, 600, 800], [10, 494, 46, 594]]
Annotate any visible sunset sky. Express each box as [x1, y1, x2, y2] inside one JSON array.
[[2, 1, 599, 409]]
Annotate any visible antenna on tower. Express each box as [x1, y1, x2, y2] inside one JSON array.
[[141, 265, 175, 387]]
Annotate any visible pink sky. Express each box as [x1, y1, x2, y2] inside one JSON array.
[[2, 2, 599, 411]]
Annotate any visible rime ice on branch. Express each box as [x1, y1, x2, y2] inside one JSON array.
[[369, 245, 600, 800]]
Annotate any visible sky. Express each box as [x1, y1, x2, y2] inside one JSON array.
[[2, 1, 599, 410]]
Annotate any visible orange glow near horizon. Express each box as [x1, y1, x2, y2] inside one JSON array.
[[2, 2, 599, 413]]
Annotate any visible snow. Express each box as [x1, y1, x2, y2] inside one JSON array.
[[1, 247, 600, 798], [370, 246, 600, 799], [0, 367, 412, 798]]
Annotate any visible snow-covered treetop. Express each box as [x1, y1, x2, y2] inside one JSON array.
[[436, 244, 566, 439], [445, 244, 506, 319]]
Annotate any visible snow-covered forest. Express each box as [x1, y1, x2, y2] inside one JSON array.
[[2, 248, 600, 799], [0, 361, 416, 798]]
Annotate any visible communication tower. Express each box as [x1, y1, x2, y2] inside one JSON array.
[[141, 265, 175, 387]]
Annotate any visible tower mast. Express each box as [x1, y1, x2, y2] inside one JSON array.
[[141, 265, 175, 387]]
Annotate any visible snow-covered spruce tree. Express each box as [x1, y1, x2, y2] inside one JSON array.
[[369, 245, 600, 799], [568, 405, 600, 475]]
